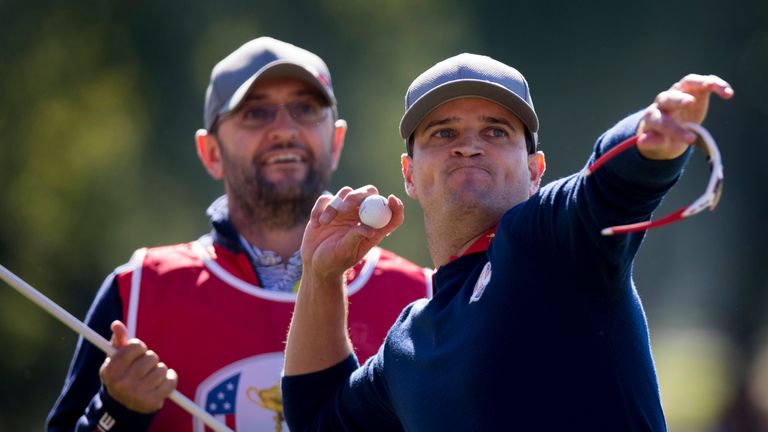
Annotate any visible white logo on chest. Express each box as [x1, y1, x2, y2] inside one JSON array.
[[469, 262, 492, 303]]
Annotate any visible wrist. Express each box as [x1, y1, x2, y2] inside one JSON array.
[[92, 385, 155, 431], [301, 266, 346, 290]]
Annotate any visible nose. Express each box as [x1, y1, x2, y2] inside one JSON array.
[[267, 106, 299, 143], [451, 136, 484, 158]]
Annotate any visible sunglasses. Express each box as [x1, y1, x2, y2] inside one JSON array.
[[227, 97, 330, 129], [584, 121, 723, 236]]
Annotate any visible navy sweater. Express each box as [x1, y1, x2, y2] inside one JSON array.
[[283, 112, 688, 431]]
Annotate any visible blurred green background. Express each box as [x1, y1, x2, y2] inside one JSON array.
[[1, 0, 766, 430]]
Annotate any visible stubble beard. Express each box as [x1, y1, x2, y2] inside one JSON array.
[[224, 143, 331, 230], [422, 181, 511, 239]]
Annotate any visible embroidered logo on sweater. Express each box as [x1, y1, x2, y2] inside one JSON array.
[[97, 412, 116, 431], [470, 262, 492, 303]]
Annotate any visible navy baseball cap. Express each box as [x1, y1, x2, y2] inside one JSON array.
[[204, 37, 336, 130], [399, 53, 539, 153]]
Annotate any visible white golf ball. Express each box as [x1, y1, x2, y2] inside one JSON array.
[[359, 195, 392, 229]]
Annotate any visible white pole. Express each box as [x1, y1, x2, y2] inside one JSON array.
[[0, 264, 234, 432]]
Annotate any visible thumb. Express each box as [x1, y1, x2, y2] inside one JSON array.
[[109, 320, 130, 349]]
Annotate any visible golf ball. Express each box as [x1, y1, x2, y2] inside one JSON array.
[[359, 195, 392, 229]]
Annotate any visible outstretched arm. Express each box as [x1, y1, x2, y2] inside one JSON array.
[[525, 74, 734, 299], [284, 186, 404, 376], [582, 73, 734, 228]]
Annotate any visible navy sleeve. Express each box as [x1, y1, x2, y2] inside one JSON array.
[[74, 387, 154, 431], [583, 110, 692, 235], [509, 111, 692, 299], [283, 355, 359, 431], [46, 272, 155, 431], [283, 352, 403, 431]]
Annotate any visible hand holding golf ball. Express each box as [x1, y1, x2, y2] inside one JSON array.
[[358, 195, 393, 229]]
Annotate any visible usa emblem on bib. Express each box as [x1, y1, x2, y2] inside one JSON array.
[[194, 352, 287, 431], [470, 262, 492, 303]]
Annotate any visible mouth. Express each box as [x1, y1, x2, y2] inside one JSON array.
[[262, 151, 307, 166], [447, 164, 490, 175]]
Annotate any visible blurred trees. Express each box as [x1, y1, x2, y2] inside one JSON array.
[[0, 0, 766, 430]]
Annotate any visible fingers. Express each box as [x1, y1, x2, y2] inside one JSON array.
[[655, 89, 695, 114], [124, 349, 161, 382], [382, 194, 405, 233], [318, 185, 380, 226], [106, 338, 148, 372], [99, 336, 177, 413], [303, 186, 406, 281], [637, 73, 732, 160], [317, 186, 354, 224], [636, 106, 692, 160], [141, 362, 178, 401], [672, 74, 734, 100], [156, 367, 179, 399], [666, 74, 734, 123], [110, 320, 129, 349], [644, 103, 696, 144]]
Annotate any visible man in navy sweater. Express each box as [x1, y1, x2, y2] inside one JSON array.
[[281, 53, 733, 430]]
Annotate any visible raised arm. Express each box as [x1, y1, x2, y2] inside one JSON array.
[[518, 74, 734, 300], [284, 186, 404, 376], [581, 73, 734, 232]]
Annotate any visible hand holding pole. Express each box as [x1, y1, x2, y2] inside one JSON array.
[[0, 264, 234, 432]]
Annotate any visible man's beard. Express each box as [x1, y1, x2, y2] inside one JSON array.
[[223, 142, 331, 230]]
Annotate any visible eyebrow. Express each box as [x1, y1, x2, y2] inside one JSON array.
[[481, 115, 518, 132], [419, 115, 518, 134], [242, 89, 322, 103], [420, 117, 459, 133]]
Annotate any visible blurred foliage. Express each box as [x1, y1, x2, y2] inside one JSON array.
[[0, 0, 766, 430]]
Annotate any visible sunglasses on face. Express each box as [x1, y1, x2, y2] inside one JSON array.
[[229, 97, 330, 129], [584, 121, 723, 236]]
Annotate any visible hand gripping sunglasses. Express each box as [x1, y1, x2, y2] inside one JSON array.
[[584, 121, 723, 236]]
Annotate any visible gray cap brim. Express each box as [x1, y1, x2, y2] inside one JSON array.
[[220, 61, 337, 120], [399, 79, 539, 140]]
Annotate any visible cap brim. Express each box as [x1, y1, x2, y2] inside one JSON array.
[[399, 80, 539, 140], [219, 61, 336, 118]]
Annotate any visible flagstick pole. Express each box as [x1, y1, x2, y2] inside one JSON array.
[[0, 264, 234, 432]]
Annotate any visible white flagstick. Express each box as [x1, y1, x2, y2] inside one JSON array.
[[0, 264, 234, 432]]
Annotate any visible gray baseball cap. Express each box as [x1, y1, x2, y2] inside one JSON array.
[[204, 37, 336, 130], [399, 53, 539, 153]]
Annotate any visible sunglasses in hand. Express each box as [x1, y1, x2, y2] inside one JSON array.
[[584, 122, 723, 236]]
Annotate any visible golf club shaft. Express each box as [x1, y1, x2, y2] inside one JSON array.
[[0, 264, 234, 432]]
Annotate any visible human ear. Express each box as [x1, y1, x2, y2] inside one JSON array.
[[401, 153, 417, 198], [195, 129, 224, 180], [330, 119, 348, 172], [528, 151, 546, 195]]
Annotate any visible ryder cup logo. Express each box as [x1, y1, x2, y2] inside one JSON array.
[[470, 262, 492, 303], [194, 352, 286, 432]]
